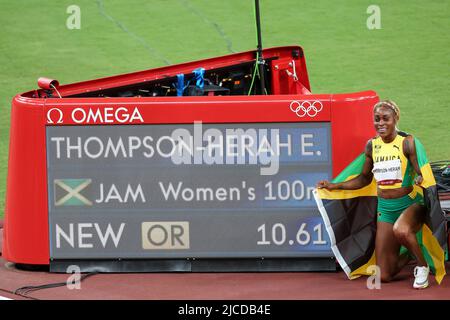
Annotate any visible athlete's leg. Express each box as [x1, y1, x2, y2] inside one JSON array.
[[396, 252, 412, 273], [392, 203, 427, 266], [375, 221, 401, 282]]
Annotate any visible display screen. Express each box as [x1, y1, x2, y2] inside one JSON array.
[[46, 122, 332, 259]]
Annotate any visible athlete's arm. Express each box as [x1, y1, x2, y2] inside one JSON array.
[[317, 140, 374, 190], [403, 135, 423, 185]]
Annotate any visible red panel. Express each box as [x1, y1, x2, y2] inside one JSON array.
[[270, 58, 311, 95], [330, 91, 379, 176], [3, 95, 49, 264]]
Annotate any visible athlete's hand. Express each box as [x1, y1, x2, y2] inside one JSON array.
[[414, 175, 423, 186], [316, 180, 336, 190]]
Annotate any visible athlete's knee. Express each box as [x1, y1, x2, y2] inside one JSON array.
[[393, 223, 412, 243]]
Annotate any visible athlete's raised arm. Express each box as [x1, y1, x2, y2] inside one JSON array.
[[316, 140, 374, 190]]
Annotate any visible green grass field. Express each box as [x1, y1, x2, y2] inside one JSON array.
[[0, 0, 449, 217]]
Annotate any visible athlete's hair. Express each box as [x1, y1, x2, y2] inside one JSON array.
[[373, 100, 400, 119], [373, 100, 400, 131]]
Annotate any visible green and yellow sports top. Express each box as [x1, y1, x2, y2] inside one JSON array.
[[371, 133, 415, 189]]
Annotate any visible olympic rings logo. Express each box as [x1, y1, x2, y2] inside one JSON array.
[[289, 100, 323, 118]]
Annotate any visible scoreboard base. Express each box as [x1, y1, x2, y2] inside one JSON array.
[[47, 258, 337, 273]]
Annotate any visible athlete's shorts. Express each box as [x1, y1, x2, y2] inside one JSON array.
[[377, 190, 424, 224]]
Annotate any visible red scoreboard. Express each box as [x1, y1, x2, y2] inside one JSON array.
[[3, 46, 377, 272]]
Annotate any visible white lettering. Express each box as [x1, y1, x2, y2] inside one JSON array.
[[51, 137, 65, 158], [94, 223, 125, 248], [96, 183, 146, 203], [72, 108, 86, 123], [130, 107, 144, 122], [50, 124, 322, 177], [156, 136, 176, 158], [128, 136, 142, 158], [70, 107, 143, 124], [116, 107, 129, 123], [159, 182, 240, 202], [103, 107, 113, 123], [56, 223, 74, 248], [142, 136, 155, 158], [78, 223, 93, 248], [55, 223, 126, 249], [104, 137, 127, 158], [301, 134, 314, 156], [84, 137, 104, 159], [67, 137, 82, 158], [88, 108, 103, 123]]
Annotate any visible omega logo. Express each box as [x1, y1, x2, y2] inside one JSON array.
[[47, 108, 64, 124]]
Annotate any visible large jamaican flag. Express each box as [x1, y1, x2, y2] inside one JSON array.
[[314, 138, 447, 284]]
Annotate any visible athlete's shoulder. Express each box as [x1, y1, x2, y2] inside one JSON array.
[[400, 132, 417, 156], [399, 131, 415, 144], [365, 138, 374, 157], [398, 131, 412, 138], [365, 137, 375, 148]]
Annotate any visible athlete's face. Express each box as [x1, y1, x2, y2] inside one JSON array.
[[374, 106, 398, 140]]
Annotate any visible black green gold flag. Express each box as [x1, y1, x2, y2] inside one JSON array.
[[314, 138, 447, 284]]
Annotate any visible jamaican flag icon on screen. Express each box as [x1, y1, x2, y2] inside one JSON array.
[[54, 178, 93, 206], [313, 138, 447, 284]]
